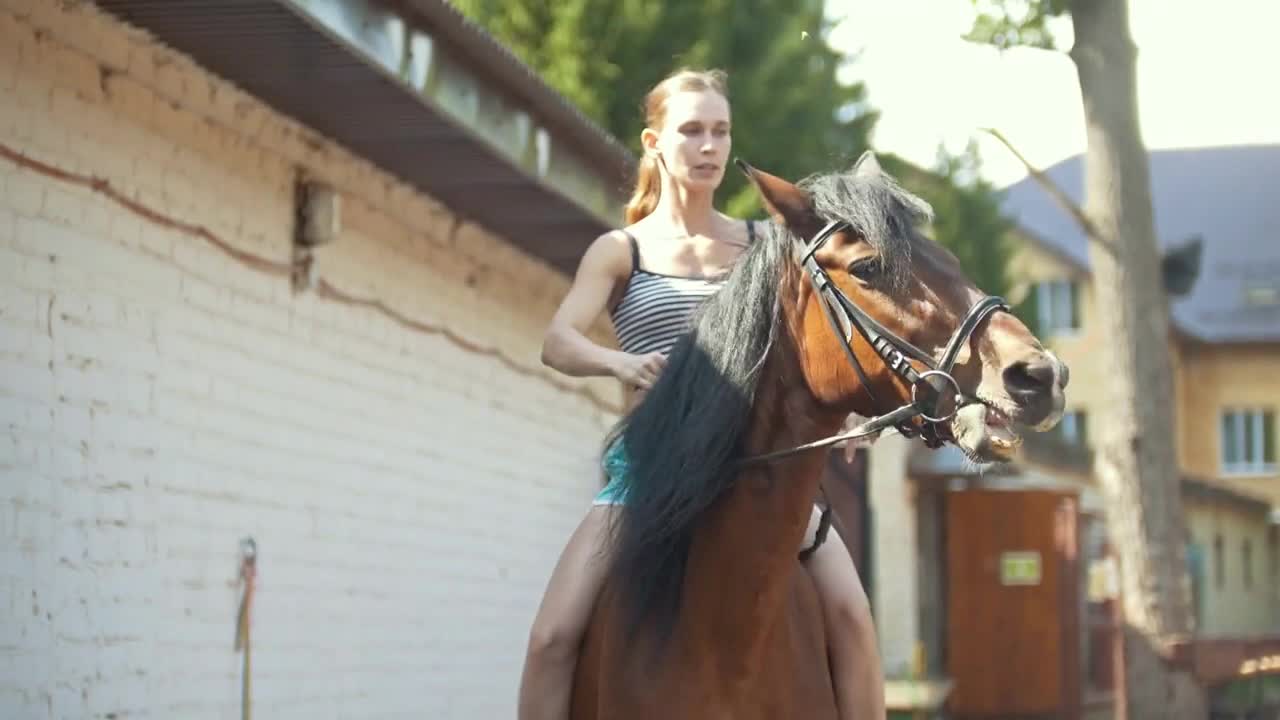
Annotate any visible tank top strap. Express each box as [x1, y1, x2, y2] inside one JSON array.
[[746, 219, 756, 244], [620, 229, 641, 273]]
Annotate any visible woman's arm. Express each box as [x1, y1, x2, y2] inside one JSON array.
[[541, 232, 643, 381]]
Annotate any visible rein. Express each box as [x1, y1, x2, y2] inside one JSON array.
[[738, 404, 918, 466]]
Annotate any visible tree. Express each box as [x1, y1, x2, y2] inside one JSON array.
[[883, 142, 1014, 298], [965, 1, 1206, 717], [454, 1, 1017, 294], [450, 0, 875, 218]]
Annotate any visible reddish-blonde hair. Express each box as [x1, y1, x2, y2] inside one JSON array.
[[624, 68, 730, 225]]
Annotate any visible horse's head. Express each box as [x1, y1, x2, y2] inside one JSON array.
[[740, 152, 1067, 463]]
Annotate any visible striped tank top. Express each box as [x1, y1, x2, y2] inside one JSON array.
[[609, 221, 756, 356]]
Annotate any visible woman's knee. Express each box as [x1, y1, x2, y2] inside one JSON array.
[[832, 586, 873, 630], [527, 613, 583, 663], [804, 531, 873, 624], [526, 505, 617, 663]]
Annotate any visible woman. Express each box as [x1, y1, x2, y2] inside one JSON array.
[[520, 68, 885, 720]]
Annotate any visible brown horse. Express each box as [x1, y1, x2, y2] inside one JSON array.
[[571, 153, 1067, 719]]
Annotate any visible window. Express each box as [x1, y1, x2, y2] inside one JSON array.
[[1245, 284, 1278, 307], [1186, 539, 1206, 629], [1058, 410, 1089, 447], [1220, 408, 1277, 475], [1035, 279, 1081, 335]]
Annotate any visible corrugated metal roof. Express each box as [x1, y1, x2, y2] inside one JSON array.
[[94, 0, 637, 276], [1000, 145, 1280, 344]]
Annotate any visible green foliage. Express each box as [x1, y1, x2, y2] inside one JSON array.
[[925, 145, 1015, 298], [883, 143, 1014, 298], [451, 0, 876, 218], [963, 0, 1070, 51], [453, 1, 1019, 287]]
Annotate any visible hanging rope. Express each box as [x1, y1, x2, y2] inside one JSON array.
[[234, 538, 257, 720]]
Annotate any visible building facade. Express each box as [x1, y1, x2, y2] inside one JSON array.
[[861, 146, 1280, 716], [1002, 146, 1280, 635], [0, 0, 632, 716]]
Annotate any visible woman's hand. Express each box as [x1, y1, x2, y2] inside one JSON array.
[[612, 351, 667, 390], [840, 414, 881, 463]]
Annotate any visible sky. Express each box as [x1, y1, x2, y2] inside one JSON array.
[[825, 0, 1280, 187]]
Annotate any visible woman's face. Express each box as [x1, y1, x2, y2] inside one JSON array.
[[644, 89, 731, 192]]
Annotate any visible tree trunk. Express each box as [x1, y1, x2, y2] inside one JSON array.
[[1067, 0, 1207, 716]]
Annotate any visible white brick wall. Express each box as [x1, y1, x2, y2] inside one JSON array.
[[0, 2, 622, 717], [866, 435, 918, 677]]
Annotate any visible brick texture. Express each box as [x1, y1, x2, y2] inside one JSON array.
[[0, 1, 623, 717]]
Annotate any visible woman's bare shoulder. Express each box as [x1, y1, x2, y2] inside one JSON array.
[[716, 212, 757, 247], [577, 229, 635, 280]]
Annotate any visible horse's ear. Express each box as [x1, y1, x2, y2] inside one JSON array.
[[735, 159, 820, 237], [853, 150, 881, 178]]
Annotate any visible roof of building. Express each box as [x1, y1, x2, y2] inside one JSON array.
[[96, 0, 638, 276], [999, 144, 1280, 343]]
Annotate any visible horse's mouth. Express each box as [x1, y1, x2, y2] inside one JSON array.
[[980, 402, 1023, 461], [948, 399, 1024, 464]]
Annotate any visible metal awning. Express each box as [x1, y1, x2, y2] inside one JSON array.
[[94, 0, 636, 276]]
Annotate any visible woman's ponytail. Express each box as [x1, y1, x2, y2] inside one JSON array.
[[625, 154, 662, 225]]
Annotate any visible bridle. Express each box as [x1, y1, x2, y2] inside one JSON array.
[[741, 219, 1010, 466]]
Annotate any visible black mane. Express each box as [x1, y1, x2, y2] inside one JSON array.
[[604, 161, 933, 645]]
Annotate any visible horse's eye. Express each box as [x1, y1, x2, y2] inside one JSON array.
[[847, 258, 882, 280]]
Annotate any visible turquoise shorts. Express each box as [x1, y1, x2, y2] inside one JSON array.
[[592, 439, 631, 506]]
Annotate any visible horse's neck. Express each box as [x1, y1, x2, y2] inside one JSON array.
[[682, 349, 844, 667]]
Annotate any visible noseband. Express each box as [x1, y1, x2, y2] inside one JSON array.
[[743, 220, 1009, 466]]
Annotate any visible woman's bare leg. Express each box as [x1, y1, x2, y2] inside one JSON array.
[[803, 506, 885, 720], [518, 504, 618, 720]]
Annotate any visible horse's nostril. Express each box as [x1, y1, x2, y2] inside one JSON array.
[[1003, 358, 1057, 401]]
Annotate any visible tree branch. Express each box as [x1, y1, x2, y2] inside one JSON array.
[[980, 127, 1116, 257]]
